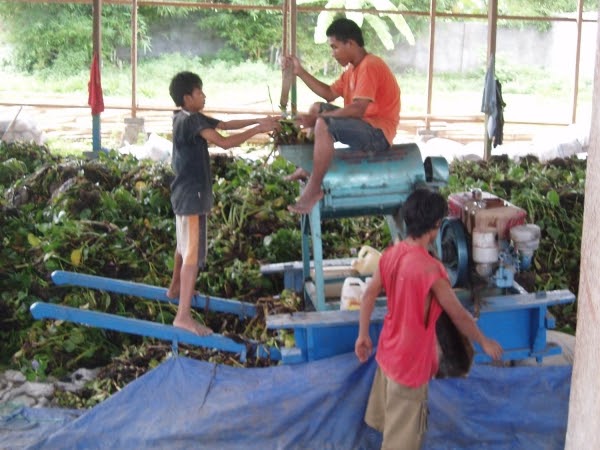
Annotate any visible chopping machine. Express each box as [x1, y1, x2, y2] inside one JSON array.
[[30, 144, 575, 367], [265, 144, 575, 364]]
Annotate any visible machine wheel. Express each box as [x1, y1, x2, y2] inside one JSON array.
[[435, 217, 470, 287]]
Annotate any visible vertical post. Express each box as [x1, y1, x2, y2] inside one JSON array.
[[121, 0, 145, 147], [131, 0, 138, 119], [483, 0, 498, 161], [92, 0, 102, 153], [565, 4, 600, 447], [425, 0, 436, 131], [290, 0, 297, 117], [571, 0, 584, 123]]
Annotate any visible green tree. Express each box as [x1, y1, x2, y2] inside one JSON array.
[[0, 3, 150, 72], [297, 0, 415, 50], [197, 0, 282, 61]]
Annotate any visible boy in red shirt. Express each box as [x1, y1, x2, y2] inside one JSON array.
[[355, 188, 503, 450]]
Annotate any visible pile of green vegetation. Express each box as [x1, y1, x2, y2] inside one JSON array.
[[0, 142, 584, 407]]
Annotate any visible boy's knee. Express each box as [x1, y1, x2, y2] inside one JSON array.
[[309, 102, 322, 115], [182, 251, 199, 267]]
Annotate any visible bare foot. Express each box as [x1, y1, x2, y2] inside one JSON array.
[[173, 317, 213, 336], [166, 288, 200, 299], [287, 190, 324, 214], [284, 167, 309, 182]]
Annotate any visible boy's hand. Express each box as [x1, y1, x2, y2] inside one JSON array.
[[256, 116, 281, 133], [355, 335, 373, 363], [296, 113, 316, 129], [281, 55, 303, 76], [481, 337, 503, 361]]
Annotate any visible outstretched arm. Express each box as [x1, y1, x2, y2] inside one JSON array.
[[431, 278, 503, 361], [218, 116, 278, 131], [201, 117, 279, 150]]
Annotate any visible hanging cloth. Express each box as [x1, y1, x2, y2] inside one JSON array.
[[481, 55, 497, 141], [88, 52, 105, 116], [493, 79, 506, 147]]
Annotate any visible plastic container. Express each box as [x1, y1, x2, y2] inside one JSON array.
[[340, 277, 366, 310], [351, 246, 381, 275], [310, 266, 358, 298]]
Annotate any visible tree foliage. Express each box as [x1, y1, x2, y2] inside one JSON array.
[[0, 0, 591, 72], [0, 3, 150, 73]]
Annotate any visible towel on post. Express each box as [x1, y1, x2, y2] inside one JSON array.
[[88, 52, 104, 116]]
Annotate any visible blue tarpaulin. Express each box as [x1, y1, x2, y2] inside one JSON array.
[[1, 352, 571, 449]]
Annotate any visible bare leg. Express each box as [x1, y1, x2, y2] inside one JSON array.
[[173, 263, 212, 336], [166, 251, 183, 299], [288, 117, 332, 214], [284, 103, 321, 183], [284, 167, 310, 182], [167, 251, 200, 299]]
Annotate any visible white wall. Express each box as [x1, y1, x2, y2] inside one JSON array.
[[390, 12, 598, 78]]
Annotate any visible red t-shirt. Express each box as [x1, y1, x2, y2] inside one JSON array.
[[330, 54, 401, 145], [375, 242, 448, 388]]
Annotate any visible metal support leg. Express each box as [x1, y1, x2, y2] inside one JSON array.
[[308, 205, 325, 311]]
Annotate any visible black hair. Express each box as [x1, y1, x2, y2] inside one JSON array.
[[169, 71, 203, 107], [326, 18, 364, 48], [398, 188, 448, 238]]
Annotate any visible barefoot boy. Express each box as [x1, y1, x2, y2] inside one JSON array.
[[167, 71, 279, 335], [282, 18, 400, 213]]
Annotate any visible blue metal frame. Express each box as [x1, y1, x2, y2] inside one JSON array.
[[266, 288, 575, 364], [30, 302, 280, 362], [51, 271, 257, 319]]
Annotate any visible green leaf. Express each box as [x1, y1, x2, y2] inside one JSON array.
[[546, 190, 560, 207], [369, 0, 415, 45], [364, 15, 394, 50], [70, 248, 83, 266], [27, 233, 41, 247]]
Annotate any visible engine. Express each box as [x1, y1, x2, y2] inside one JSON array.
[[440, 188, 541, 289]]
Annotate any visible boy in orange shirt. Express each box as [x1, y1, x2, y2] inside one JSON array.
[[282, 18, 400, 214]]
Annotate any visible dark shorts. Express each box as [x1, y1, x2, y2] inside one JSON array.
[[318, 102, 390, 152]]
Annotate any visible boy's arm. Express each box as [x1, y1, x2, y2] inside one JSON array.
[[284, 56, 338, 102], [200, 117, 279, 150], [355, 267, 382, 363], [431, 278, 503, 361], [321, 98, 369, 119], [217, 117, 276, 131]]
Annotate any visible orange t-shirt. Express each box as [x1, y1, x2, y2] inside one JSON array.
[[330, 54, 401, 145], [375, 242, 448, 388]]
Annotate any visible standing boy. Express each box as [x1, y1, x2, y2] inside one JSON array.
[[167, 71, 279, 335], [282, 18, 400, 213], [355, 188, 503, 449]]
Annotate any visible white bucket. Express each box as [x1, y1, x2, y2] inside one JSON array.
[[340, 277, 366, 310], [351, 245, 381, 275]]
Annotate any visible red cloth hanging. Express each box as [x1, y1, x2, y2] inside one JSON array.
[[88, 52, 105, 115]]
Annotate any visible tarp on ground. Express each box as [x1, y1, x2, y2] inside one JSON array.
[[3, 352, 571, 449]]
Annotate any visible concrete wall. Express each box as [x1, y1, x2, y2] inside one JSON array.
[[389, 12, 598, 78], [116, 15, 225, 61]]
